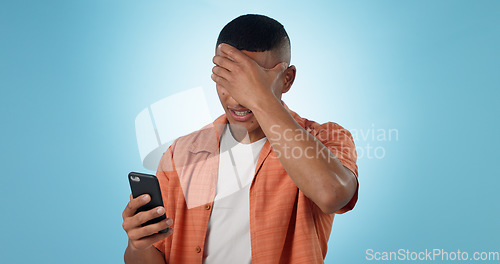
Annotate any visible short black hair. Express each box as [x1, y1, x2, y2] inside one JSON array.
[[216, 14, 290, 53]]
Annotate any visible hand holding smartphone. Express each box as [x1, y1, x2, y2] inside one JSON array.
[[123, 172, 172, 256], [128, 172, 169, 233]]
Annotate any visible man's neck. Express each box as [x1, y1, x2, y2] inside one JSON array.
[[228, 124, 266, 144]]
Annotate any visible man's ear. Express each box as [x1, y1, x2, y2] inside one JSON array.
[[282, 65, 296, 94]]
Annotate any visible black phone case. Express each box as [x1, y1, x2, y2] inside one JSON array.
[[128, 172, 169, 233]]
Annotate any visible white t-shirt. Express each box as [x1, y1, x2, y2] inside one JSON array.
[[203, 124, 267, 263]]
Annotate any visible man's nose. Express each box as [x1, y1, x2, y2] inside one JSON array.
[[226, 95, 246, 108]]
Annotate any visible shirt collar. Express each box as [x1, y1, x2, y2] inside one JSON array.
[[188, 100, 305, 154]]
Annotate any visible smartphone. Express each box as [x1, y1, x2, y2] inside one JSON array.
[[128, 172, 169, 233]]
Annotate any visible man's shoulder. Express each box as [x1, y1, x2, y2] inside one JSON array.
[[292, 111, 351, 138], [284, 102, 350, 136], [158, 121, 220, 171], [169, 116, 225, 155]]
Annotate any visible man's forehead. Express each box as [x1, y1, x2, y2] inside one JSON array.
[[216, 48, 281, 69], [242, 50, 280, 69]]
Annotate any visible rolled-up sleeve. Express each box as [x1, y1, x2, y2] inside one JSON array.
[[314, 122, 358, 214]]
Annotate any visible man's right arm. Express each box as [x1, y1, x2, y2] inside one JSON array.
[[122, 194, 173, 264], [124, 242, 165, 264]]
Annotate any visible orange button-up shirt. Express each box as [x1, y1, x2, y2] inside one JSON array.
[[154, 103, 358, 263]]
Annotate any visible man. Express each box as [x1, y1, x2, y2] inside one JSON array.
[[122, 14, 358, 263]]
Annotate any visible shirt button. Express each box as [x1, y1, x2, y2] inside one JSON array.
[[205, 204, 211, 210], [195, 246, 201, 253]]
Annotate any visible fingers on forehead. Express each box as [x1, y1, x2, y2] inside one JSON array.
[[214, 55, 234, 69], [218, 43, 242, 61]]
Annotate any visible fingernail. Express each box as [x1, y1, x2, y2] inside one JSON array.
[[142, 195, 149, 202], [218, 43, 223, 49], [166, 218, 173, 226], [157, 207, 165, 215]]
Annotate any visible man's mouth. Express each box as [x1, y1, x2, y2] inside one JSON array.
[[228, 108, 253, 121], [233, 110, 252, 116]]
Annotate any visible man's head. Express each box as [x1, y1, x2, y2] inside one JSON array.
[[216, 14, 291, 65], [213, 14, 296, 143]]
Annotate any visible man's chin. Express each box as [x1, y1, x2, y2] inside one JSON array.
[[227, 116, 258, 130]]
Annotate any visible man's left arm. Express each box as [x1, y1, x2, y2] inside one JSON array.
[[212, 44, 357, 214], [252, 98, 357, 214]]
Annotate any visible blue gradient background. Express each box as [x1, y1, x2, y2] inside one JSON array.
[[1, 1, 499, 263]]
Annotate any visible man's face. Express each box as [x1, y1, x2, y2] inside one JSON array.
[[215, 48, 284, 142]]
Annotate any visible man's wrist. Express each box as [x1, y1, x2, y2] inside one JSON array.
[[127, 240, 152, 253], [251, 94, 282, 117], [125, 243, 164, 264]]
